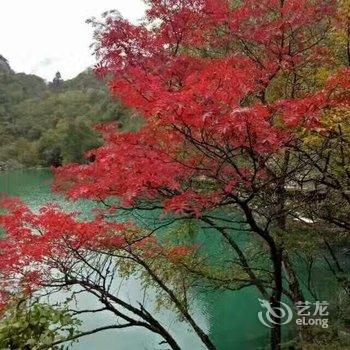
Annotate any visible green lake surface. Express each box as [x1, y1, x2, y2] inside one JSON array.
[[0, 169, 275, 350]]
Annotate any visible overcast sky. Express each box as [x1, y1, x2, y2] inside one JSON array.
[[0, 0, 146, 81]]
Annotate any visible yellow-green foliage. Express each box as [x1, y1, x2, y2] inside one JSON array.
[[0, 299, 81, 350]]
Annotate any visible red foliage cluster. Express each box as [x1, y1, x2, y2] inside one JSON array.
[[0, 197, 127, 301], [55, 0, 350, 215]]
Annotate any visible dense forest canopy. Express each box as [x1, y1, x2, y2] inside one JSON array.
[[0, 58, 133, 169]]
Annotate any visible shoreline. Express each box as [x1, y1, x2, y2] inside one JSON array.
[[0, 165, 50, 172]]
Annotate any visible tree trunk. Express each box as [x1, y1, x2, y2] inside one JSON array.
[[282, 253, 304, 303], [270, 247, 283, 350]]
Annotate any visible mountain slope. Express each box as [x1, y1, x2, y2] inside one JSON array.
[[0, 62, 132, 170]]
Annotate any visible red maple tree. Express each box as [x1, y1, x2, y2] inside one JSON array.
[[1, 1, 350, 349]]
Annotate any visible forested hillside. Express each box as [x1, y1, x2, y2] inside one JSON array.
[[0, 57, 133, 170]]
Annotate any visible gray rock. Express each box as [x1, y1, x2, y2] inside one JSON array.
[[0, 55, 12, 73]]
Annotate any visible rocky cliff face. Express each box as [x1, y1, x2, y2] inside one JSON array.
[[0, 55, 12, 73]]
